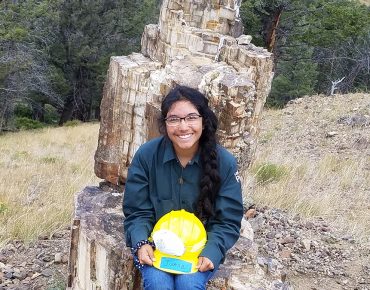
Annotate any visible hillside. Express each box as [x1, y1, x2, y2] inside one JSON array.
[[0, 93, 369, 289], [248, 93, 370, 289], [249, 93, 369, 243]]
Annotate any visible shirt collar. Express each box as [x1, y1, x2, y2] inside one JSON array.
[[162, 137, 201, 166]]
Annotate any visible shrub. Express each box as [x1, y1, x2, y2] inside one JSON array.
[[0, 202, 8, 214], [15, 117, 44, 130], [253, 163, 288, 184], [44, 104, 59, 124], [14, 103, 33, 119]]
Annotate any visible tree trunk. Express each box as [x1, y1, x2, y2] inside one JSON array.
[[264, 7, 283, 54], [59, 95, 75, 125]]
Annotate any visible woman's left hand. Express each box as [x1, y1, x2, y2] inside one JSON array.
[[196, 256, 214, 272]]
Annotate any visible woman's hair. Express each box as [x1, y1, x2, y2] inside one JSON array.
[[158, 85, 221, 220]]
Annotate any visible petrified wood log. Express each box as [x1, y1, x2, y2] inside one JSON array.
[[67, 187, 286, 290], [94, 0, 274, 185]]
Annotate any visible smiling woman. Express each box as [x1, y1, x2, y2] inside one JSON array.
[[123, 85, 244, 290], [164, 100, 203, 167]]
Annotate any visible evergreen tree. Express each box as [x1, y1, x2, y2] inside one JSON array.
[[57, 0, 159, 124], [0, 0, 64, 129], [240, 0, 370, 106]]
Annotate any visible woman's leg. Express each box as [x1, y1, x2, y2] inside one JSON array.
[[174, 270, 215, 290], [140, 265, 175, 290]]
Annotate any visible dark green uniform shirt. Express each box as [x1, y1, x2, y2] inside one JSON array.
[[123, 136, 243, 269]]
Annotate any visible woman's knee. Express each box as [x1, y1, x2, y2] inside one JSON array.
[[140, 266, 175, 290], [174, 271, 213, 290]]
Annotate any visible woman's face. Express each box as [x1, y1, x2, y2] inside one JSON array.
[[165, 100, 203, 157]]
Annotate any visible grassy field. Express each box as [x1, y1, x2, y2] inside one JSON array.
[[245, 93, 369, 245], [0, 123, 101, 246], [0, 96, 369, 246]]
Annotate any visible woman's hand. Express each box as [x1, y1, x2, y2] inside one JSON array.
[[196, 256, 214, 272], [137, 244, 155, 266]]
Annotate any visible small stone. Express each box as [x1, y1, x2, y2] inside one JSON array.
[[41, 269, 53, 277], [0, 255, 7, 264], [12, 271, 27, 280], [275, 233, 282, 239], [301, 239, 311, 251], [22, 277, 31, 284], [62, 254, 69, 264], [245, 208, 256, 219], [281, 236, 295, 245], [239, 218, 254, 241], [38, 234, 49, 240], [257, 256, 266, 266], [52, 232, 64, 239], [237, 34, 252, 45], [267, 242, 278, 250], [54, 253, 63, 264], [31, 272, 41, 280], [42, 256, 52, 262], [279, 249, 292, 259], [326, 131, 338, 138]]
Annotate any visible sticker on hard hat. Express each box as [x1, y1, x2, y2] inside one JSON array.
[[159, 257, 192, 273]]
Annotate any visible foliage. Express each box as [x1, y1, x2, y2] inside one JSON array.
[[1, 0, 368, 122], [0, 202, 8, 214], [0, 0, 160, 129], [240, 0, 370, 106], [14, 103, 33, 119], [253, 163, 288, 184], [15, 117, 45, 130]]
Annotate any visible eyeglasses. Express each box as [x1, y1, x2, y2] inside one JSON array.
[[165, 113, 202, 127]]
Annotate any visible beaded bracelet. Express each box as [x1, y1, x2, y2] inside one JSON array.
[[131, 239, 156, 270]]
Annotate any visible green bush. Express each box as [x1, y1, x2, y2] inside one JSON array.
[[0, 202, 8, 214], [15, 117, 44, 130], [63, 120, 82, 127], [253, 163, 288, 184], [44, 104, 59, 124], [14, 103, 33, 119]]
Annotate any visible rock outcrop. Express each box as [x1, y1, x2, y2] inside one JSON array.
[[94, 0, 274, 185], [68, 187, 291, 290]]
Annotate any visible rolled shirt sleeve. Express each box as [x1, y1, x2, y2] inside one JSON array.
[[200, 149, 243, 269]]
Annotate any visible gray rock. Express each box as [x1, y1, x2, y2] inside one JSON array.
[[41, 269, 53, 277]]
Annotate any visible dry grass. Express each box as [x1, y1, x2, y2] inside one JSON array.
[[244, 93, 370, 245], [0, 94, 369, 249], [359, 0, 370, 5], [0, 123, 101, 246]]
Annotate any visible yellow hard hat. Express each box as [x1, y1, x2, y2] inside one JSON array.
[[150, 209, 207, 274]]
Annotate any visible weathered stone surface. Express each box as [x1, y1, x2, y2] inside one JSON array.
[[94, 54, 162, 184], [68, 187, 136, 290], [68, 187, 289, 290], [95, 0, 274, 184]]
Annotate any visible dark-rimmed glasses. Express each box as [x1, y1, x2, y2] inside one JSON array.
[[165, 113, 202, 127]]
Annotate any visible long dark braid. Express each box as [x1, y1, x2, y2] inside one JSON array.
[[197, 106, 221, 220], [158, 85, 221, 220]]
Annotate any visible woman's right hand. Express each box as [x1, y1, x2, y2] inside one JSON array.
[[137, 244, 155, 266]]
